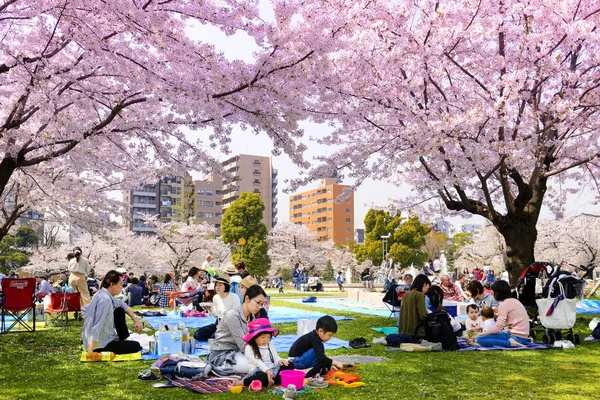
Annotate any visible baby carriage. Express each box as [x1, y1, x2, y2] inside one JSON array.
[[515, 262, 585, 344]]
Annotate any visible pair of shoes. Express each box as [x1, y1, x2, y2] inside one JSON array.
[[342, 364, 359, 371], [307, 375, 329, 388], [138, 369, 161, 381], [372, 337, 387, 345], [349, 337, 371, 349]]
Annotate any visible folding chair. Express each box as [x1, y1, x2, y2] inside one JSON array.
[[382, 283, 411, 319], [1, 278, 36, 334], [45, 292, 81, 327]]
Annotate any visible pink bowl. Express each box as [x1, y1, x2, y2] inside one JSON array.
[[280, 369, 306, 389]]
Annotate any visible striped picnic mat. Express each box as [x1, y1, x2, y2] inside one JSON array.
[[166, 377, 237, 394]]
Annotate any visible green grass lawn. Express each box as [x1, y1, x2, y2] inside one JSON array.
[[1, 294, 599, 400]]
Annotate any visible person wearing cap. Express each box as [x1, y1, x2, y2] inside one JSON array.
[[239, 275, 268, 318], [194, 274, 240, 341], [224, 264, 241, 294], [35, 273, 55, 296], [233, 318, 293, 388], [205, 285, 267, 375], [68, 246, 91, 306], [235, 260, 250, 279]]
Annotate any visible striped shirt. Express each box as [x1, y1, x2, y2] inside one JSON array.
[[82, 288, 130, 350]]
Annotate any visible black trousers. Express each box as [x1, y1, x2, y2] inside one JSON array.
[[243, 363, 296, 387], [95, 308, 141, 354]]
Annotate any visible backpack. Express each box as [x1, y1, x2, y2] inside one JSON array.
[[423, 311, 459, 350]]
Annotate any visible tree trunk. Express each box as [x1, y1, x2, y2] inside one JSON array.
[[497, 215, 538, 286]]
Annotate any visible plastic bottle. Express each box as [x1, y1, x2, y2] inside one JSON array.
[[182, 327, 189, 353]]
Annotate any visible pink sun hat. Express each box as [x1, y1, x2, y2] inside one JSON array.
[[242, 318, 279, 343]]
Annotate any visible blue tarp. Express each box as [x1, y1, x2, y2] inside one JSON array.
[[576, 299, 600, 314], [283, 298, 391, 317], [143, 306, 354, 330], [142, 334, 349, 360]]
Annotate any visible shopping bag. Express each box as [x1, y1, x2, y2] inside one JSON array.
[[536, 282, 576, 330]]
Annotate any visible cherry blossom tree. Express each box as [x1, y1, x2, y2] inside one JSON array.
[[268, 222, 326, 275], [535, 214, 600, 270], [152, 219, 227, 282], [329, 242, 358, 277], [279, 0, 600, 283], [0, 0, 312, 240], [455, 224, 507, 273]]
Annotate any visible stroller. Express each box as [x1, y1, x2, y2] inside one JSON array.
[[515, 262, 585, 344]]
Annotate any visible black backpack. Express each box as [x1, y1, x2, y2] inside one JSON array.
[[423, 311, 459, 350]]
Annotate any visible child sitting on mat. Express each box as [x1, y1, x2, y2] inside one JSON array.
[[463, 304, 483, 338], [481, 307, 495, 332], [288, 315, 344, 377], [233, 318, 294, 387]]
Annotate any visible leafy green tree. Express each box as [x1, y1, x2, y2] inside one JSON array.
[[221, 193, 270, 277], [322, 259, 334, 281], [0, 234, 30, 274], [15, 225, 39, 248], [353, 210, 430, 268]]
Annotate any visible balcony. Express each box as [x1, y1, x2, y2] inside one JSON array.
[[272, 178, 278, 185], [132, 202, 157, 209], [272, 169, 278, 177], [253, 179, 261, 184], [133, 190, 156, 196], [272, 197, 278, 205]]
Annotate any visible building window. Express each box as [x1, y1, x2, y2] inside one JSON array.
[[206, 201, 214, 207], [253, 159, 261, 164], [328, 208, 332, 212], [197, 212, 205, 218], [346, 218, 351, 223], [216, 212, 222, 217], [206, 190, 213, 196], [327, 218, 332, 222], [205, 212, 213, 218], [198, 200, 205, 206], [346, 208, 351, 213], [327, 189, 332, 193], [197, 189, 205, 195], [253, 189, 260, 193], [215, 223, 221, 228], [216, 190, 222, 195], [346, 228, 351, 232]]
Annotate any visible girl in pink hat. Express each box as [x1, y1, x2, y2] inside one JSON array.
[[233, 318, 294, 388]]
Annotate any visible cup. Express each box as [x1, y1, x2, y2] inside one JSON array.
[[148, 340, 156, 355], [189, 338, 196, 353], [182, 342, 190, 354]]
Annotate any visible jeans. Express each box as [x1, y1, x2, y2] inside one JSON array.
[[290, 349, 328, 377], [476, 332, 528, 347]]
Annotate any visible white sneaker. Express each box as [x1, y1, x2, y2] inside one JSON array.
[[372, 337, 387, 345]]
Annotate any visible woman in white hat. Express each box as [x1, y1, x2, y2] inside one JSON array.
[[194, 274, 241, 341], [224, 264, 241, 294]]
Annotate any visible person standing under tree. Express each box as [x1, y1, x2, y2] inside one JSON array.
[[68, 246, 91, 307], [336, 272, 344, 292], [383, 253, 395, 293]]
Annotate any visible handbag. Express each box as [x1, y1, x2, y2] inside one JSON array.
[[535, 281, 576, 330]]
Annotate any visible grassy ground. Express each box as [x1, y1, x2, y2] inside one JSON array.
[[1, 292, 599, 400]]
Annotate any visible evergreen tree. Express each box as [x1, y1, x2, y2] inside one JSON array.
[[322, 259, 334, 281], [221, 193, 270, 277], [353, 210, 430, 268]]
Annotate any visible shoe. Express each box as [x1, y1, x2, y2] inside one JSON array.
[[307, 375, 329, 388], [138, 369, 161, 381], [349, 337, 371, 349]]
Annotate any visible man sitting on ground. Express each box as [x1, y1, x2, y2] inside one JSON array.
[[439, 274, 465, 302]]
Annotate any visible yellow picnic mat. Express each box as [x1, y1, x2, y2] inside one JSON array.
[[80, 350, 143, 362]]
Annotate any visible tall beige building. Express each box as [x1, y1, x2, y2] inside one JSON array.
[[222, 154, 278, 230], [289, 177, 354, 245], [194, 173, 224, 232]]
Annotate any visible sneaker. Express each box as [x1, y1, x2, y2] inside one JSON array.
[[307, 375, 329, 388], [349, 337, 371, 349], [138, 369, 161, 381], [372, 337, 387, 345]]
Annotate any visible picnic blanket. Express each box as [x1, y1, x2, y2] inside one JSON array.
[[576, 300, 600, 314], [166, 377, 237, 394], [143, 306, 354, 330], [284, 298, 390, 317], [457, 338, 553, 351], [142, 334, 350, 360], [371, 327, 397, 335], [80, 351, 143, 362]]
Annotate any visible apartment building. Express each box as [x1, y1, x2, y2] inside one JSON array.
[[194, 173, 224, 232], [124, 182, 160, 233], [221, 154, 278, 230], [289, 177, 354, 245]]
